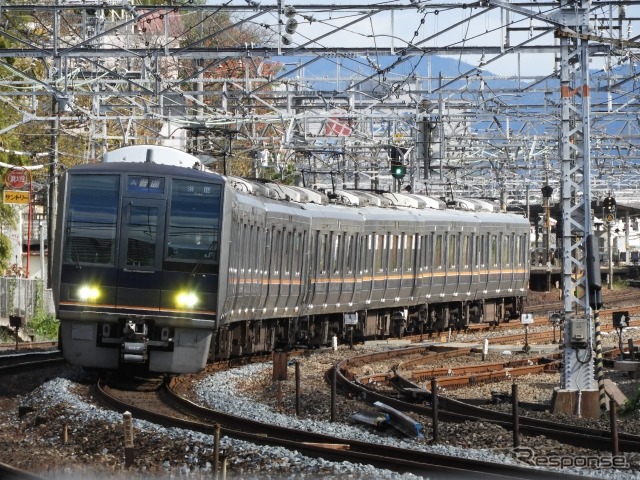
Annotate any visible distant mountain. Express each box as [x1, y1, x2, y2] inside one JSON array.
[[276, 54, 480, 92]]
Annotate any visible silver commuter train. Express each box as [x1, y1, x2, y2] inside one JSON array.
[[52, 145, 530, 374]]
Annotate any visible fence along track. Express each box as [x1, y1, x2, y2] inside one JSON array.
[[0, 277, 54, 320]]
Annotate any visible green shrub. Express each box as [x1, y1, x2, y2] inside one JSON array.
[[26, 311, 59, 340], [619, 386, 640, 416], [25, 280, 59, 340]]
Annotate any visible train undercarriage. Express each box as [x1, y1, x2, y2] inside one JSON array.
[[213, 296, 524, 359]]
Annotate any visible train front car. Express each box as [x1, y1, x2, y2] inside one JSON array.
[[52, 146, 224, 374]]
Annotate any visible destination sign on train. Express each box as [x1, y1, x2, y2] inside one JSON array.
[[127, 176, 165, 194]]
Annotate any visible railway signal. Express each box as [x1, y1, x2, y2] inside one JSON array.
[[603, 195, 616, 223], [389, 146, 407, 180], [521, 313, 533, 353], [391, 163, 406, 180], [613, 311, 630, 359]]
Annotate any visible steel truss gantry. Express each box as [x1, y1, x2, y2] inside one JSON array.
[[1, 1, 640, 203], [558, 0, 597, 398]]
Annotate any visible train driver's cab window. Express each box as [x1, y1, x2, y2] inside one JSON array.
[[63, 174, 119, 265], [167, 179, 221, 263], [126, 205, 159, 267]]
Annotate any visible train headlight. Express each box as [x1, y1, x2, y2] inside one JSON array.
[[78, 285, 100, 302], [176, 291, 198, 308]]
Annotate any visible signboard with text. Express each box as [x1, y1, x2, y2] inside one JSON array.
[[4, 169, 27, 189], [3, 190, 29, 205]]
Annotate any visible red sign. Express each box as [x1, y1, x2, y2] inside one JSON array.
[[5, 169, 27, 189]]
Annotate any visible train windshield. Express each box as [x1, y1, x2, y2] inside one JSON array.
[[167, 179, 221, 263], [63, 174, 120, 265]]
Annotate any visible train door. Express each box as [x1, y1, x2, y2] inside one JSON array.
[[116, 197, 166, 311]]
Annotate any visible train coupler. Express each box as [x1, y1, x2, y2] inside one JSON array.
[[122, 342, 148, 363]]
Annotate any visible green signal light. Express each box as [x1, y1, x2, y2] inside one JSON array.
[[391, 165, 406, 179]]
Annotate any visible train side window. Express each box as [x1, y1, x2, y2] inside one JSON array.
[[389, 235, 397, 271], [365, 234, 373, 274], [283, 230, 291, 275], [345, 235, 353, 274], [434, 234, 443, 268], [318, 232, 327, 274], [244, 224, 251, 282], [502, 234, 510, 266], [448, 234, 457, 268], [293, 231, 301, 276], [488, 234, 497, 267], [331, 233, 341, 274], [374, 234, 385, 273], [251, 225, 262, 273], [404, 234, 413, 272], [264, 229, 272, 275], [517, 234, 525, 266], [251, 225, 262, 278], [300, 231, 307, 276], [356, 235, 364, 274], [239, 223, 247, 274], [63, 174, 119, 265], [273, 230, 282, 276], [422, 235, 430, 268], [461, 234, 469, 268], [250, 225, 257, 278], [471, 234, 477, 267]]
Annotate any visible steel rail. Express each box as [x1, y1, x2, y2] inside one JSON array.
[[337, 350, 640, 453], [94, 378, 581, 479]]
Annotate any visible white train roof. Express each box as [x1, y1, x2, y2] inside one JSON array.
[[102, 145, 204, 169]]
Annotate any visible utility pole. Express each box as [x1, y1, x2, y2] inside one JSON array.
[[542, 184, 553, 292], [47, 3, 60, 289], [553, 0, 600, 417]]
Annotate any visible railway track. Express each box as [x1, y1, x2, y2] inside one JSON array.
[[0, 350, 65, 375], [0, 340, 58, 351], [0, 289, 637, 478], [402, 294, 640, 343], [400, 354, 562, 391], [335, 346, 640, 453], [523, 290, 640, 316], [0, 461, 44, 480], [94, 377, 582, 479]]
